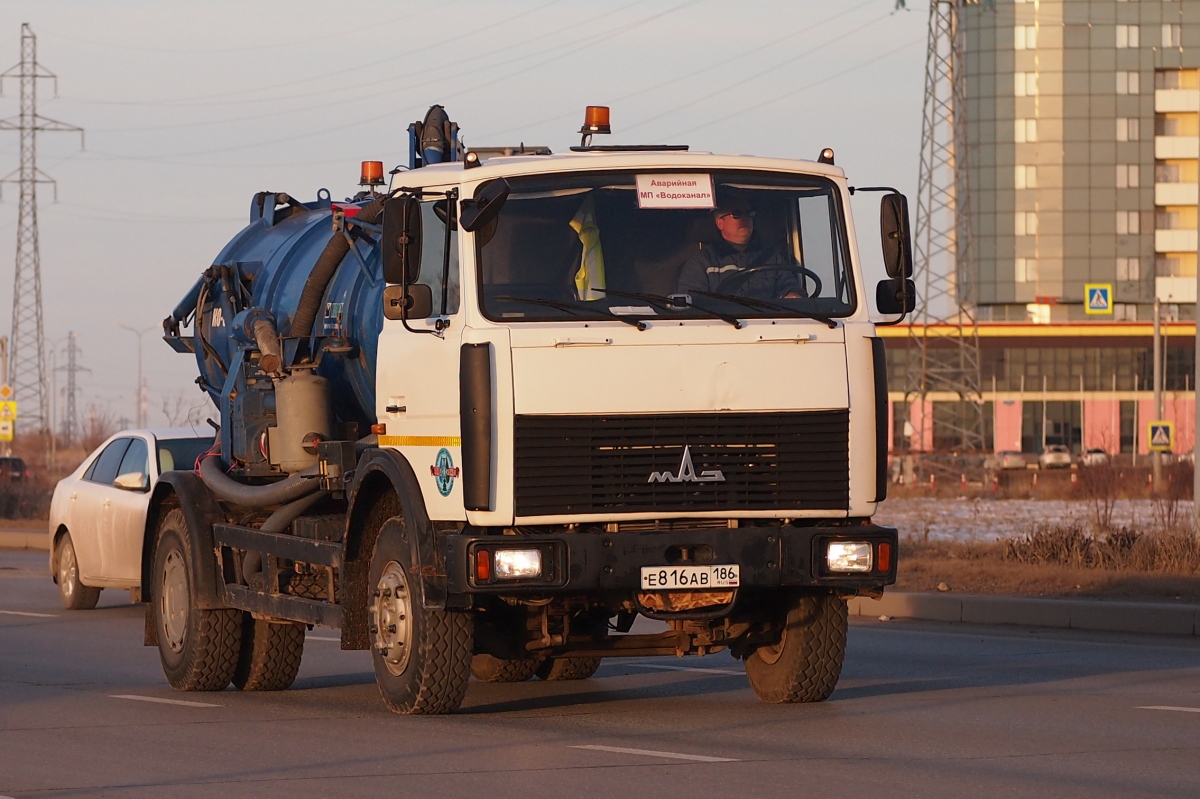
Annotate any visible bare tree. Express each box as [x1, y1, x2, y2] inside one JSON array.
[[81, 403, 118, 452]]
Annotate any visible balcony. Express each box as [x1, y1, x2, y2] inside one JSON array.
[[1155, 136, 1200, 159], [1155, 229, 1199, 253], [1156, 276, 1197, 303], [1155, 89, 1200, 113], [1155, 183, 1199, 206]]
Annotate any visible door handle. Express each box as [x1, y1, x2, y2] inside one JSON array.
[[70, 492, 77, 501], [102, 499, 111, 508]]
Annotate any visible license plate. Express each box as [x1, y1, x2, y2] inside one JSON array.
[[640, 564, 740, 590]]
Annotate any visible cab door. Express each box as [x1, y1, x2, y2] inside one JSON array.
[[376, 194, 466, 521], [100, 435, 152, 583]]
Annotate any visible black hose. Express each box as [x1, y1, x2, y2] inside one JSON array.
[[260, 490, 328, 534], [289, 196, 386, 340], [199, 456, 321, 508]]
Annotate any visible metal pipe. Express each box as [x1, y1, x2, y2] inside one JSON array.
[[1153, 297, 1162, 488], [252, 318, 282, 375], [260, 489, 328, 534]]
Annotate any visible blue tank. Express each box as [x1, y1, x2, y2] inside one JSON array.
[[166, 190, 385, 466]]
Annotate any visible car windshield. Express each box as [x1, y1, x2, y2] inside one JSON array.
[[476, 170, 854, 323], [156, 437, 214, 473]]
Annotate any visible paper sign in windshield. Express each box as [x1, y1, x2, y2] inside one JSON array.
[[636, 174, 714, 209]]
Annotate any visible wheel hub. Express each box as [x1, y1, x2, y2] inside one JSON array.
[[59, 543, 76, 599], [160, 550, 188, 653], [371, 561, 413, 676]]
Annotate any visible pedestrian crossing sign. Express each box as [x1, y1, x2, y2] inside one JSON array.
[[1084, 283, 1112, 315], [1148, 421, 1174, 452]]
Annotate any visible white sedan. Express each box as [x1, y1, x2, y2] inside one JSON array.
[[48, 428, 214, 609]]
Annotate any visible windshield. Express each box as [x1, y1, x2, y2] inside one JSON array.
[[157, 436, 214, 473], [476, 170, 854, 323]]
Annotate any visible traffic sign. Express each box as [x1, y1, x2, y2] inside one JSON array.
[[1084, 283, 1112, 315], [0, 419, 13, 443], [1148, 421, 1174, 452], [0, 385, 13, 401], [0, 401, 18, 421]]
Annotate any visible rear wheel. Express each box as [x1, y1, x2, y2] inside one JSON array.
[[470, 654, 540, 683], [369, 517, 472, 714], [536, 657, 602, 681], [233, 617, 305, 691], [56, 533, 101, 611], [744, 591, 847, 704], [153, 509, 242, 691]]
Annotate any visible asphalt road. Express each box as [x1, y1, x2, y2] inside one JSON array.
[[3, 547, 1200, 799]]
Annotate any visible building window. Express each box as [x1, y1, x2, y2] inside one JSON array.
[[1116, 211, 1140, 235], [1116, 118, 1140, 141], [1116, 164, 1139, 188], [1155, 113, 1200, 137], [1015, 165, 1037, 189], [1015, 211, 1038, 236], [1156, 254, 1198, 277], [1015, 25, 1037, 50], [1156, 207, 1197, 231], [1114, 304, 1137, 322], [1162, 24, 1182, 48], [1155, 69, 1199, 91], [1015, 118, 1038, 143], [1116, 257, 1141, 281], [1015, 72, 1038, 97], [1026, 304, 1052, 325], [1015, 257, 1037, 283], [1116, 25, 1139, 49], [1116, 71, 1140, 95]]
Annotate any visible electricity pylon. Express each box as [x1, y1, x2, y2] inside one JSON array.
[[0, 23, 84, 436]]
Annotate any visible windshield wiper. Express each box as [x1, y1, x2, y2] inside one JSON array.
[[596, 288, 742, 329], [493, 296, 648, 330], [690, 290, 838, 329]]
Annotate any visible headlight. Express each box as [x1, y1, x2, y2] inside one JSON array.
[[826, 541, 872, 573], [493, 549, 543, 579]]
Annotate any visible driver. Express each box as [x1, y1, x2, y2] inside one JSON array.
[[676, 193, 803, 299]]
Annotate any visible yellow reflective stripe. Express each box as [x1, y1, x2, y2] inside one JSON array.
[[378, 435, 461, 447]]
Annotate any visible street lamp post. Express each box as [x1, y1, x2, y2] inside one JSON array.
[[115, 324, 156, 428]]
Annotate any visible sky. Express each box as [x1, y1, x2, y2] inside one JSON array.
[[0, 0, 928, 433]]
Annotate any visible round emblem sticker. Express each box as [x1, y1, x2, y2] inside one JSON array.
[[431, 448, 459, 497]]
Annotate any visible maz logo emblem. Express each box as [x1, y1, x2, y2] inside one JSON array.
[[647, 445, 726, 484]]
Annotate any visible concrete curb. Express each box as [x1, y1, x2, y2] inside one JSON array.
[[849, 592, 1200, 637], [0, 531, 48, 551]]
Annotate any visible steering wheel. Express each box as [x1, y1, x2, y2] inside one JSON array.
[[713, 264, 822, 299]]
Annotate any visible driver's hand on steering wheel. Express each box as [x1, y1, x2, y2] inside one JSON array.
[[783, 291, 803, 299]]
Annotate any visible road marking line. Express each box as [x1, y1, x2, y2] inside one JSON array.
[[1139, 705, 1200, 714], [110, 694, 221, 708], [0, 609, 57, 618], [571, 745, 738, 763], [307, 635, 340, 641], [621, 663, 744, 676]]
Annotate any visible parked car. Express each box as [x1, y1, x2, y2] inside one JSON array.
[[1080, 448, 1109, 467], [47, 428, 214, 610], [984, 450, 1027, 471], [0, 455, 28, 481], [1038, 445, 1073, 470]]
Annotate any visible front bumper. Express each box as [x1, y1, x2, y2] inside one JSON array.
[[442, 524, 897, 595]]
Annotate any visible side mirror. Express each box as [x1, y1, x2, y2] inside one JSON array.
[[877, 278, 916, 315], [382, 194, 423, 284], [383, 283, 433, 321], [113, 472, 149, 492], [880, 193, 913, 278], [459, 178, 510, 232]]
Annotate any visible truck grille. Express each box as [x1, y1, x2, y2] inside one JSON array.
[[513, 411, 849, 516]]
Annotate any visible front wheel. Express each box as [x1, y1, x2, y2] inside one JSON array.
[[369, 517, 472, 714], [56, 533, 101, 610], [152, 509, 242, 691], [744, 591, 847, 704]]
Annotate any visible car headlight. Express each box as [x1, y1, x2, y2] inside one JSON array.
[[493, 549, 543, 579], [826, 541, 873, 573]]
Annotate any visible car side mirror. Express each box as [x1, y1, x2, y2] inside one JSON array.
[[113, 472, 149, 492], [877, 278, 916, 315], [382, 194, 422, 285], [880, 193, 913, 279], [459, 178, 510, 232], [383, 283, 434, 321]]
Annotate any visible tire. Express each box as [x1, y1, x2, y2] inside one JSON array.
[[233, 617, 305, 691], [744, 591, 847, 704], [369, 517, 472, 714], [536, 657, 602, 681], [470, 654, 540, 683], [56, 533, 102, 610], [152, 508, 242, 691]]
